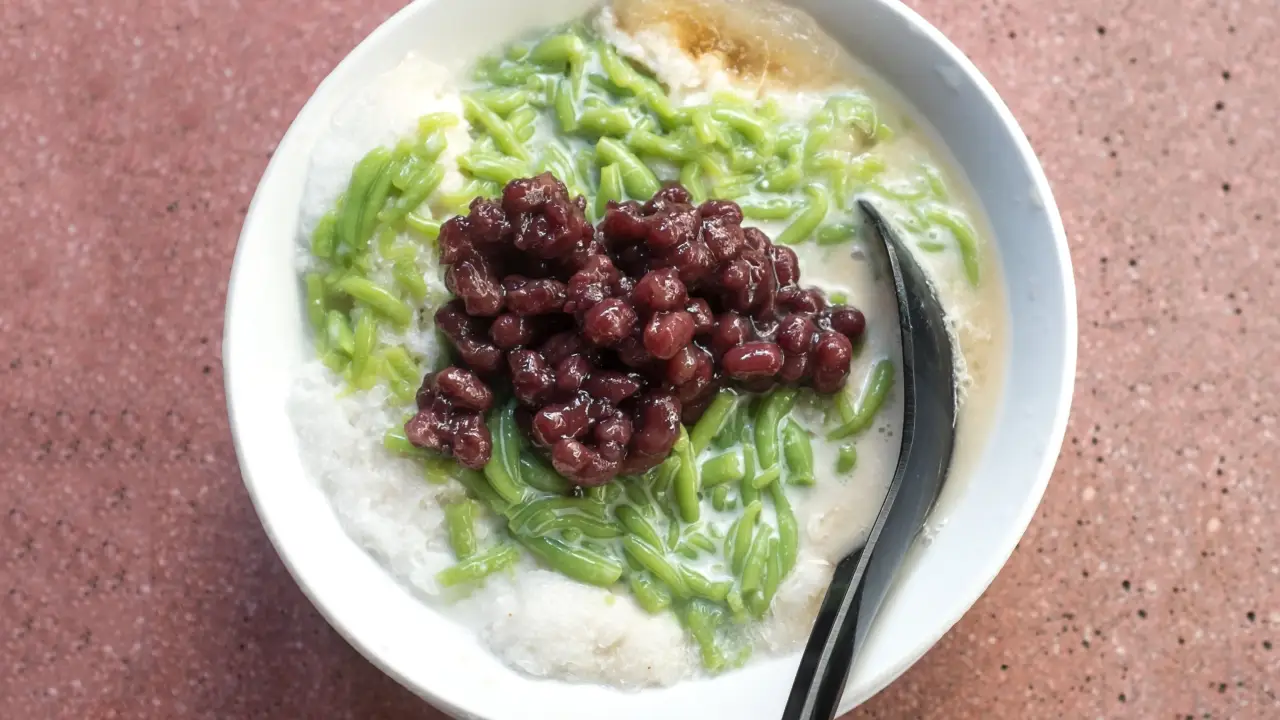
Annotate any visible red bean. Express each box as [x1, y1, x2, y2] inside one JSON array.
[[584, 371, 643, 404], [812, 331, 853, 372], [531, 395, 592, 446], [438, 217, 473, 265], [582, 298, 637, 347], [489, 313, 538, 349], [633, 267, 688, 312], [450, 412, 492, 469], [426, 175, 866, 486], [553, 353, 592, 394], [614, 335, 653, 369], [601, 201, 649, 242], [594, 410, 634, 448], [575, 254, 619, 285], [551, 438, 620, 486], [435, 367, 493, 411], [643, 311, 695, 360], [778, 287, 827, 314], [619, 450, 666, 475], [645, 183, 693, 211], [686, 298, 714, 335], [699, 199, 744, 225], [776, 314, 816, 354], [701, 217, 744, 262], [434, 300, 480, 341], [502, 171, 564, 214], [743, 226, 771, 254], [539, 331, 584, 366], [770, 245, 800, 286], [666, 344, 700, 386], [719, 257, 757, 312], [738, 376, 779, 394], [828, 305, 867, 341], [661, 239, 715, 287], [722, 342, 784, 378], [446, 256, 504, 316], [614, 242, 652, 278], [671, 346, 713, 403], [645, 206, 698, 251], [779, 352, 811, 383], [508, 350, 556, 406], [404, 402, 450, 452], [630, 391, 681, 457], [453, 336, 504, 375], [505, 277, 568, 315], [711, 312, 753, 358], [467, 198, 512, 247], [415, 373, 436, 410], [597, 440, 627, 462], [811, 331, 854, 394]]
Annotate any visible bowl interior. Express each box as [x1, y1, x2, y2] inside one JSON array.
[[223, 0, 1075, 717]]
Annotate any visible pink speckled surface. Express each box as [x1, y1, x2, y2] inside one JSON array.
[[2, 0, 1277, 717]]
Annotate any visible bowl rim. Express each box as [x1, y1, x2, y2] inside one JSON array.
[[223, 0, 1076, 715]]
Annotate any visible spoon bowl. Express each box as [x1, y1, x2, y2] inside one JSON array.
[[782, 199, 959, 720]]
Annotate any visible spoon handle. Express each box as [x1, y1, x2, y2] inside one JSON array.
[[780, 544, 871, 720], [781, 200, 956, 720], [780, 445, 914, 720]]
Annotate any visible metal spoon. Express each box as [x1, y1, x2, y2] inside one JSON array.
[[781, 199, 958, 720]]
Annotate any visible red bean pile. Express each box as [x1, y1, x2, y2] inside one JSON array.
[[404, 173, 866, 485]]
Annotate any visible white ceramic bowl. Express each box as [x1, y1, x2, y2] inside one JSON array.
[[224, 0, 1076, 716]]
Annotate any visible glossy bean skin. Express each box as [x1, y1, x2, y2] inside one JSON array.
[[435, 367, 494, 411], [750, 464, 781, 489], [722, 342, 784, 379]]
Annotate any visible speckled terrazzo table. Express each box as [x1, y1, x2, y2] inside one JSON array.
[[3, 0, 1277, 717]]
